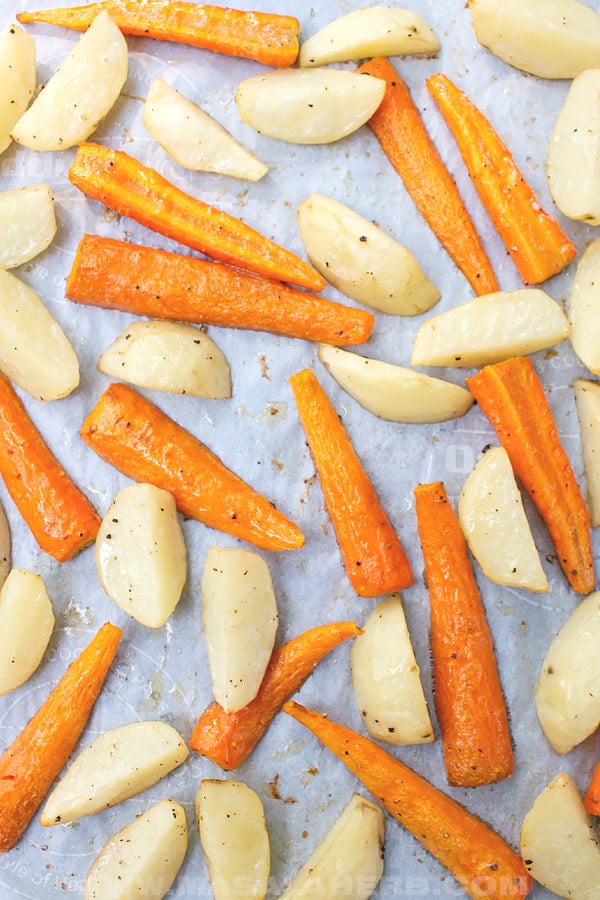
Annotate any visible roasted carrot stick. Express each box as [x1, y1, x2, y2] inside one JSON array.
[[81, 381, 303, 552], [68, 143, 325, 292], [466, 357, 594, 594], [284, 701, 531, 900], [584, 758, 600, 816], [65, 235, 373, 347], [414, 481, 514, 788], [289, 369, 413, 598], [0, 373, 100, 562], [190, 621, 360, 770], [356, 57, 498, 297], [17, 1, 300, 68], [0, 622, 121, 852], [427, 73, 576, 285]]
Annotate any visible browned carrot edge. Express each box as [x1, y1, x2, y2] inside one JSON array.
[[189, 621, 361, 770], [289, 368, 413, 598], [585, 758, 600, 816]]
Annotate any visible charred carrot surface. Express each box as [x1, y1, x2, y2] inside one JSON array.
[[0, 622, 121, 853], [189, 621, 361, 770], [466, 357, 594, 594], [17, 1, 300, 68], [66, 235, 373, 347], [81, 381, 303, 552], [68, 143, 325, 292], [427, 73, 576, 285], [289, 369, 413, 598], [0, 373, 100, 562], [585, 758, 600, 816], [284, 701, 531, 900], [356, 57, 498, 297], [414, 481, 514, 788]]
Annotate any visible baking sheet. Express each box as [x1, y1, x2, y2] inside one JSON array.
[[0, 0, 598, 897]]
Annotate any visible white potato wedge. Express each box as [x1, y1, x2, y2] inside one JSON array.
[[297, 194, 440, 315], [299, 6, 439, 67], [0, 184, 56, 269], [98, 320, 232, 399], [469, 0, 600, 79], [95, 483, 187, 628], [280, 794, 385, 900], [11, 11, 127, 151], [196, 780, 270, 900], [41, 721, 189, 826], [520, 773, 600, 899], [547, 69, 600, 224], [318, 345, 473, 424], [0, 269, 79, 401], [201, 547, 278, 714], [351, 594, 434, 746], [458, 447, 549, 593], [0, 569, 54, 696], [573, 379, 600, 527], [143, 78, 268, 181], [236, 69, 385, 144], [84, 798, 188, 900], [0, 501, 10, 589], [411, 289, 569, 367], [0, 24, 35, 155], [569, 238, 600, 374], [535, 590, 600, 754]]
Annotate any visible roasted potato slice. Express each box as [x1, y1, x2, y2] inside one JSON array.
[[569, 238, 600, 374], [0, 569, 54, 696], [0, 184, 56, 269], [0, 502, 10, 590], [573, 378, 600, 527], [0, 24, 35, 155]]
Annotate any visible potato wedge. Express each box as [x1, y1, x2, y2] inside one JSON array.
[[351, 594, 433, 746], [98, 320, 232, 399], [297, 194, 439, 315], [573, 379, 600, 527], [0, 569, 54, 696], [0, 502, 10, 590], [535, 590, 600, 754], [84, 798, 188, 900], [95, 483, 187, 628], [458, 447, 549, 593], [569, 238, 600, 374], [196, 780, 270, 900], [236, 69, 385, 144], [520, 773, 600, 899], [280, 794, 385, 900], [0, 184, 57, 269], [11, 11, 127, 151], [411, 289, 569, 367], [0, 24, 35, 155], [143, 77, 268, 181], [201, 547, 278, 714], [318, 345, 473, 424], [469, 0, 600, 79]]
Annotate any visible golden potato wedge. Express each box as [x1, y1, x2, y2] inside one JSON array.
[[0, 184, 56, 269], [0, 24, 35, 155], [0, 569, 54, 696], [11, 11, 127, 151], [297, 194, 439, 315], [569, 238, 600, 374], [573, 379, 600, 527], [0, 502, 10, 590]]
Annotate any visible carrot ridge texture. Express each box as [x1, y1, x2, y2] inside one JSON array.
[[189, 621, 361, 770], [0, 622, 121, 852], [414, 481, 514, 788], [80, 381, 303, 552], [17, 1, 300, 68], [585, 757, 600, 817], [68, 143, 324, 291], [467, 357, 594, 594], [356, 57, 498, 296], [289, 368, 413, 597], [427, 73, 576, 285], [284, 701, 531, 900], [66, 235, 373, 346]]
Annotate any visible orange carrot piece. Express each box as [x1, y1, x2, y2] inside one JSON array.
[[467, 357, 594, 594], [190, 621, 361, 770], [68, 143, 325, 292], [356, 57, 498, 296], [289, 369, 413, 598], [427, 73, 577, 285], [17, 1, 300, 68], [65, 235, 373, 347], [284, 701, 531, 900], [81, 381, 303, 552], [584, 757, 600, 816], [0, 622, 121, 852], [0, 372, 100, 562], [414, 481, 514, 788]]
